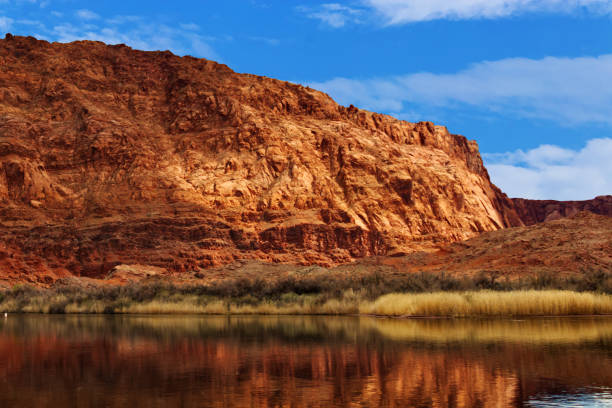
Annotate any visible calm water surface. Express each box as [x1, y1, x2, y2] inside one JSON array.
[[0, 315, 611, 407]]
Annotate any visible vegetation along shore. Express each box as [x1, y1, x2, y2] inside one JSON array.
[[1, 270, 611, 317]]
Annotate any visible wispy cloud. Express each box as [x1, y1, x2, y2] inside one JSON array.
[[309, 54, 612, 125], [75, 9, 100, 20], [298, 0, 612, 27], [1, 0, 44, 4], [484, 138, 612, 200], [363, 0, 612, 24], [104, 15, 141, 25], [0, 16, 13, 32], [297, 3, 362, 28], [1, 2, 221, 60], [50, 19, 220, 60], [179, 23, 200, 31]]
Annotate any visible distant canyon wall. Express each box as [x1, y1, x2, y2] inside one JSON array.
[[513, 195, 612, 225]]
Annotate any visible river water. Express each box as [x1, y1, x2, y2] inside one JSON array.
[[0, 315, 610, 407]]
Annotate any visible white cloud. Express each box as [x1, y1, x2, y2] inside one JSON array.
[[0, 0, 41, 4], [484, 138, 612, 200], [75, 9, 100, 20], [16, 18, 43, 26], [310, 76, 405, 112], [49, 18, 220, 60], [105, 15, 141, 25], [298, 3, 362, 27], [298, 0, 612, 27], [1, 3, 220, 61], [363, 0, 612, 24], [179, 23, 200, 31], [0, 16, 13, 32], [309, 54, 612, 125], [189, 36, 219, 59]]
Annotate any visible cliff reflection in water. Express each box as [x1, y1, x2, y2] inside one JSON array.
[[0, 316, 611, 407]]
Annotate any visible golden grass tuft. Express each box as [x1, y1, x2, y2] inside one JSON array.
[[360, 290, 612, 317]]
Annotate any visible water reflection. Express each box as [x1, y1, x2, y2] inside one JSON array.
[[0, 316, 610, 407]]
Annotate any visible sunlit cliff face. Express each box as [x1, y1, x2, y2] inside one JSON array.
[[0, 35, 528, 283], [0, 316, 610, 407]]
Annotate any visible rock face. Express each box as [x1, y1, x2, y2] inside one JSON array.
[[512, 196, 612, 225], [0, 35, 528, 282], [0, 35, 609, 287], [384, 211, 612, 276]]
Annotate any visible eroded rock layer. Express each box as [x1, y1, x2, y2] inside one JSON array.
[[384, 211, 612, 276], [0, 34, 551, 282], [512, 196, 612, 225]]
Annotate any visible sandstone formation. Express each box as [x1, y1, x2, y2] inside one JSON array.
[[1, 35, 609, 286], [123, 211, 609, 290], [384, 211, 612, 276], [0, 35, 530, 284], [512, 195, 612, 225]]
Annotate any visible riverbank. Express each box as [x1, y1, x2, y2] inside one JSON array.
[[1, 282, 611, 317]]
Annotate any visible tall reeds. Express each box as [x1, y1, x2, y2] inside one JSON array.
[[360, 290, 612, 317]]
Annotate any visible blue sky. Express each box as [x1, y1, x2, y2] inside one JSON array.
[[1, 0, 611, 200]]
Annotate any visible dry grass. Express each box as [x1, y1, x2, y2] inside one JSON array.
[[1, 285, 611, 317], [360, 290, 612, 317], [119, 300, 225, 314], [116, 298, 359, 315], [0, 293, 359, 315]]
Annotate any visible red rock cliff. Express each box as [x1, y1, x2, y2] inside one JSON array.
[[0, 35, 525, 281], [512, 196, 612, 225]]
